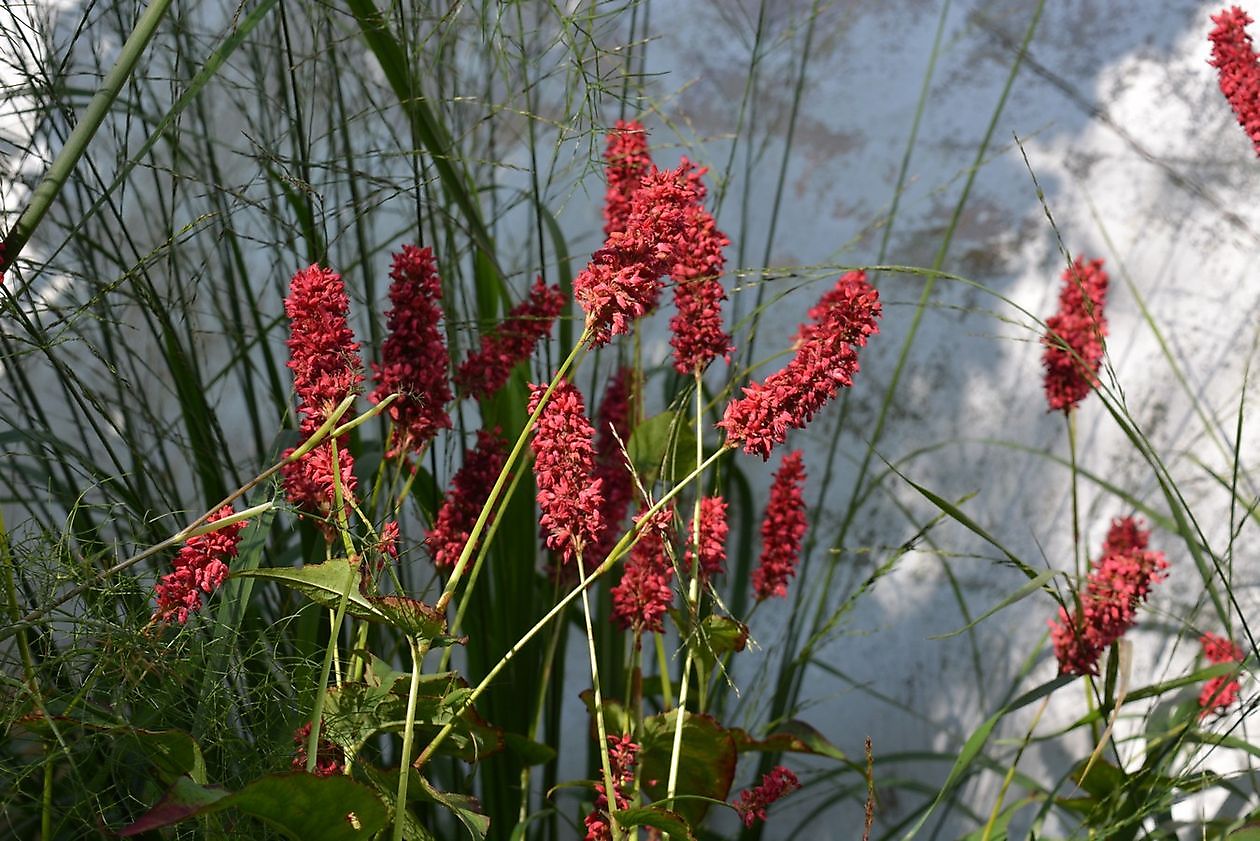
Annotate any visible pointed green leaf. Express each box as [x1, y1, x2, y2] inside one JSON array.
[[929, 569, 1059, 639], [614, 805, 696, 840]]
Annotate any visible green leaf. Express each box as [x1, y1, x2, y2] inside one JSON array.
[[413, 774, 490, 840], [235, 561, 450, 643], [691, 615, 748, 672], [504, 732, 557, 767], [732, 720, 851, 766], [629, 411, 697, 487], [119, 773, 388, 838], [613, 805, 697, 840], [639, 710, 737, 827], [929, 569, 1059, 639]]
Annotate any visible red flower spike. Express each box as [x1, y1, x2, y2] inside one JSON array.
[[603, 120, 654, 237], [427, 429, 508, 570], [1050, 517, 1168, 676], [588, 367, 635, 567], [685, 495, 729, 580], [281, 264, 364, 520], [611, 506, 675, 634], [575, 165, 701, 346], [669, 159, 733, 373], [753, 451, 807, 601], [455, 276, 565, 399], [1210, 7, 1260, 156], [529, 381, 605, 567], [1042, 256, 1109, 414], [292, 721, 345, 778], [370, 245, 453, 455], [1199, 631, 1246, 715], [153, 507, 248, 624], [719, 271, 881, 459], [584, 735, 640, 841], [733, 766, 801, 828]]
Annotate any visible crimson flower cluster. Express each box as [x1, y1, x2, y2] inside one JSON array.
[[1050, 517, 1169, 676], [685, 495, 729, 579], [584, 735, 639, 841], [732, 766, 801, 828], [602, 120, 654, 236], [753, 451, 807, 601], [589, 367, 635, 567], [1199, 631, 1246, 715], [427, 429, 508, 570], [529, 381, 605, 566], [291, 721, 345, 778], [669, 160, 732, 373], [719, 271, 881, 459], [280, 265, 363, 519], [611, 506, 675, 636], [370, 245, 452, 454], [153, 506, 248, 624], [575, 165, 700, 346], [1210, 6, 1260, 156], [455, 276, 564, 399], [1042, 256, 1109, 414]]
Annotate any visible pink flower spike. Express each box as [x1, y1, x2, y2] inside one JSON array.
[[611, 505, 675, 635], [575, 165, 702, 346], [1042, 256, 1109, 414], [685, 495, 729, 580], [1049, 517, 1168, 676], [153, 507, 248, 624], [529, 381, 605, 567], [370, 245, 453, 455], [719, 271, 881, 459], [733, 766, 801, 828], [669, 159, 732, 373], [753, 451, 807, 601], [292, 721, 345, 778], [603, 120, 654, 237], [1210, 7, 1260, 156], [588, 367, 635, 567], [1199, 631, 1246, 716], [427, 429, 508, 570], [583, 734, 640, 841], [455, 276, 565, 400]]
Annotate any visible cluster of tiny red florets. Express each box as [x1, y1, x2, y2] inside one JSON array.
[[719, 271, 881, 459], [611, 506, 675, 635], [575, 165, 700, 346], [456, 276, 564, 399], [1042, 256, 1109, 414], [280, 264, 364, 519], [427, 429, 508, 570], [732, 765, 801, 827], [589, 368, 636, 568], [669, 160, 732, 373], [370, 245, 453, 455], [291, 721, 345, 778], [529, 381, 605, 566], [1199, 631, 1246, 715], [685, 495, 729, 580], [153, 507, 247, 624], [583, 734, 640, 841], [1210, 6, 1260, 156], [603, 120, 654, 236], [1050, 517, 1168, 676], [753, 451, 807, 601]]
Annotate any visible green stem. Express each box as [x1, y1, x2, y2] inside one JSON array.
[[667, 371, 706, 800], [2, 0, 174, 264], [577, 552, 621, 839], [392, 636, 424, 841], [435, 329, 589, 613], [306, 438, 357, 773], [414, 446, 730, 771]]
